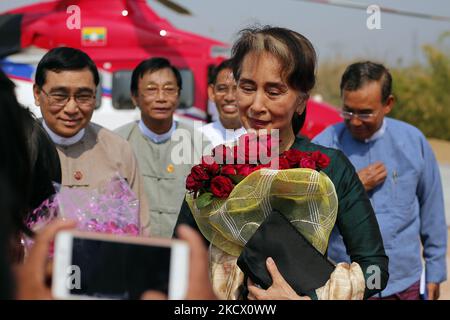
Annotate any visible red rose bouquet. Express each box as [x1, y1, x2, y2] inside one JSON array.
[[186, 133, 331, 209], [184, 133, 338, 299]]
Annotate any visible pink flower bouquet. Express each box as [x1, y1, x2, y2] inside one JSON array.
[[25, 174, 139, 250]]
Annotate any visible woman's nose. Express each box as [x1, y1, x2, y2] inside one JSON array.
[[248, 90, 267, 114]]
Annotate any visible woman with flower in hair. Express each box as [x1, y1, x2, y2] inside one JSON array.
[[175, 26, 388, 300]]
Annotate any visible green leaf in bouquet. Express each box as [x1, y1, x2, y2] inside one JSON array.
[[196, 192, 214, 209]]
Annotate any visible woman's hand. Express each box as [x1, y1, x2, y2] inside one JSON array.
[[15, 219, 77, 300], [247, 257, 311, 300]]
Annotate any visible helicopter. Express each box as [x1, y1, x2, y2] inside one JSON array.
[[0, 0, 351, 138]]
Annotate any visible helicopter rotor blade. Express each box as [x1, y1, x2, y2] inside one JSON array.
[[154, 0, 192, 15], [293, 0, 450, 22]]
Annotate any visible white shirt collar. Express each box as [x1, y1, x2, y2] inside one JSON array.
[[139, 120, 176, 144], [201, 121, 246, 148], [42, 121, 85, 146], [217, 121, 246, 141], [364, 119, 387, 143]]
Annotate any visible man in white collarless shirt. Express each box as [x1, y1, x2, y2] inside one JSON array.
[[199, 59, 245, 148], [33, 47, 148, 233], [116, 57, 209, 238]]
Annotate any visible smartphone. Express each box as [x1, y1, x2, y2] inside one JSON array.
[[52, 231, 189, 300]]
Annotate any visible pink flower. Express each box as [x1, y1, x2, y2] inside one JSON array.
[[124, 223, 139, 235], [100, 221, 120, 233]]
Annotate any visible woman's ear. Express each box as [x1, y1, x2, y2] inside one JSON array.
[[295, 94, 308, 115]]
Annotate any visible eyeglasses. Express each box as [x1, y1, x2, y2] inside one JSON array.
[[214, 84, 237, 96], [340, 110, 378, 121], [142, 85, 179, 97], [40, 88, 96, 107]]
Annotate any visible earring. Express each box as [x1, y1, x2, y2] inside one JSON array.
[[296, 104, 306, 115]]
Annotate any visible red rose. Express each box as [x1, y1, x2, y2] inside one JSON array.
[[190, 164, 210, 181], [310, 151, 330, 170], [186, 173, 203, 192], [235, 164, 255, 176], [278, 157, 291, 170], [213, 145, 233, 165], [299, 157, 317, 170], [201, 156, 220, 175], [221, 165, 237, 176], [252, 166, 264, 173], [282, 149, 304, 168], [264, 157, 290, 170], [210, 176, 234, 198]]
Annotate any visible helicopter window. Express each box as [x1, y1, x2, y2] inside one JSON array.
[[95, 74, 102, 109], [178, 69, 194, 109], [112, 69, 194, 110], [112, 70, 135, 110]]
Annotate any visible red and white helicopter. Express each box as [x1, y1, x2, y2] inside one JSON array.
[[0, 0, 344, 139]]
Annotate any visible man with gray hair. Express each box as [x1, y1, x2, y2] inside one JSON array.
[[116, 57, 209, 238]]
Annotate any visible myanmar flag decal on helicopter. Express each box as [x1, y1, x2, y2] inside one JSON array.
[[81, 27, 107, 46]]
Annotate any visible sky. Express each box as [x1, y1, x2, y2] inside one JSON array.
[[1, 0, 449, 67]]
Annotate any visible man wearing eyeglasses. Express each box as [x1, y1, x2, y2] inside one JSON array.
[[313, 61, 447, 300], [33, 47, 148, 231], [199, 59, 245, 148], [116, 57, 208, 238]]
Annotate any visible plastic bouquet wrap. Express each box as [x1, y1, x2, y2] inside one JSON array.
[[25, 174, 139, 250], [185, 133, 338, 257]]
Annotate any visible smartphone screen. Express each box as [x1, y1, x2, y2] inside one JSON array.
[[69, 238, 171, 299]]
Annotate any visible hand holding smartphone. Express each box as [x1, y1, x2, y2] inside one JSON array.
[[52, 231, 189, 300]]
